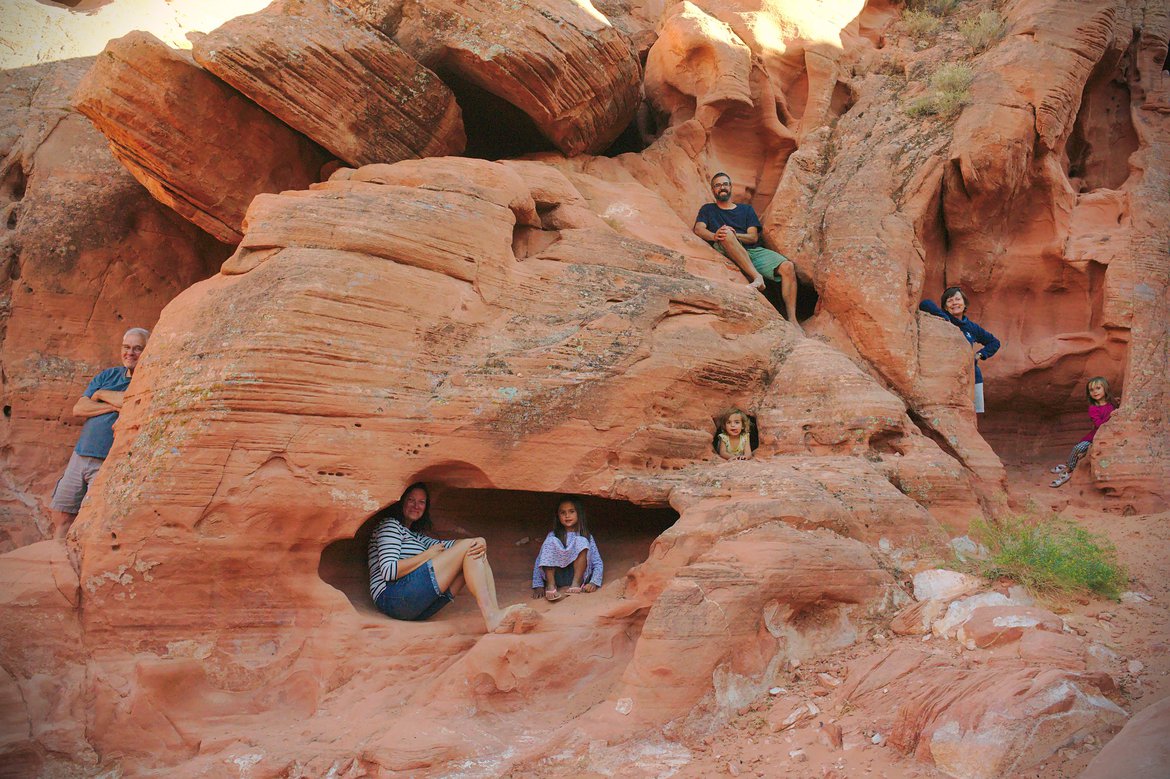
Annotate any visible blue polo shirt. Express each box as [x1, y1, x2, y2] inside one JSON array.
[[695, 202, 764, 240], [74, 367, 132, 459]]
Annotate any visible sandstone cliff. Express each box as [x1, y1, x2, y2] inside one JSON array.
[[0, 0, 1166, 776]]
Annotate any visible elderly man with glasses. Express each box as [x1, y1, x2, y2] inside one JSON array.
[[48, 327, 149, 538]]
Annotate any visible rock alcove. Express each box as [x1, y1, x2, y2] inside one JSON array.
[[319, 485, 679, 615]]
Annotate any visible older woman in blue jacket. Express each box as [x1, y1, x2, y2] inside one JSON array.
[[920, 286, 1001, 413]]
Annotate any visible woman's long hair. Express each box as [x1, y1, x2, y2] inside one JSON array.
[[552, 496, 591, 545], [374, 482, 434, 534]]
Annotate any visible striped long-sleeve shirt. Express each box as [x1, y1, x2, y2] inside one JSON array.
[[368, 518, 454, 602], [531, 531, 603, 589]]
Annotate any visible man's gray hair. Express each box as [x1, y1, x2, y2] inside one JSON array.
[[123, 327, 150, 341]]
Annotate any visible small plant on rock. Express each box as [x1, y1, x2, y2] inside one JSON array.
[[960, 10, 1007, 53], [931, 63, 974, 117], [906, 0, 960, 15], [902, 9, 941, 41], [904, 63, 974, 120], [970, 514, 1127, 599]]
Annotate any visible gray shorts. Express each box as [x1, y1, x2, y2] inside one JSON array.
[[974, 382, 985, 414], [49, 451, 105, 514]]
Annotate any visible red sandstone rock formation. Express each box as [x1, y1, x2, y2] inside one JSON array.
[[189, 0, 466, 167], [343, 0, 642, 156], [30, 156, 955, 775], [0, 56, 228, 552], [73, 31, 329, 244], [1, 0, 1167, 776]]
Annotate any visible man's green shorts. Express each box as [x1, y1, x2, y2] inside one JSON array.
[[714, 244, 790, 277]]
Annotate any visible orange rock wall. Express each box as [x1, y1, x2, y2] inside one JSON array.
[[0, 58, 229, 551], [0, 0, 1166, 775]]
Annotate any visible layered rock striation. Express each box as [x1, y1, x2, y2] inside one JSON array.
[[0, 0, 1166, 776]]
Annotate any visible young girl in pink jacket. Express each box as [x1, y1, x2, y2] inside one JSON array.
[[1050, 377, 1117, 488]]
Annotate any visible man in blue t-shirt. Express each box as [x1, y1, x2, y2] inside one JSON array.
[[694, 172, 800, 329], [49, 327, 149, 537]]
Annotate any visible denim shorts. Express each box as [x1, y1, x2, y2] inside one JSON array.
[[374, 561, 453, 621]]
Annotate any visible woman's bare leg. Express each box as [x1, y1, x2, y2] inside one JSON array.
[[429, 539, 538, 632], [542, 566, 558, 594]]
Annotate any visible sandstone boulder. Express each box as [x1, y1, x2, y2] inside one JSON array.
[[0, 56, 228, 549], [912, 568, 984, 602], [839, 647, 1126, 779], [74, 31, 329, 244], [956, 604, 1065, 649], [383, 0, 642, 156], [60, 156, 963, 773], [0, 541, 90, 775], [190, 0, 465, 167], [1080, 696, 1170, 779]]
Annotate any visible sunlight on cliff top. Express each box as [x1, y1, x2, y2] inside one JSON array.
[[0, 0, 271, 70]]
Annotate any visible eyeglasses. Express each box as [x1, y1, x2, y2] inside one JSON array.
[[121, 345, 145, 353]]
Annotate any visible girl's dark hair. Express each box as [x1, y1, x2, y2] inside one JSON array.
[[552, 496, 591, 545], [941, 286, 968, 314], [375, 482, 434, 534], [1085, 377, 1117, 406]]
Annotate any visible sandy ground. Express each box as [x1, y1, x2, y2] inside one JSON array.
[[508, 462, 1170, 779]]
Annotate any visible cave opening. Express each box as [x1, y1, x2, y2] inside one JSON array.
[[1065, 47, 1138, 192], [760, 275, 819, 323], [437, 69, 557, 161], [318, 485, 679, 615], [599, 112, 652, 157]]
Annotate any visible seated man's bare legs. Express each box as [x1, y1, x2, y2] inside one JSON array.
[[775, 260, 800, 328], [719, 234, 765, 289]]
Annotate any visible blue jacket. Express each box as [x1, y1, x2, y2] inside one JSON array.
[[919, 300, 1000, 383]]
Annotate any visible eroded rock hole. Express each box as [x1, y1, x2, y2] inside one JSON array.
[[710, 412, 760, 454], [760, 276, 819, 323], [600, 112, 652, 157], [438, 69, 557, 160], [1, 160, 27, 206], [1066, 50, 1138, 191], [318, 486, 678, 614]]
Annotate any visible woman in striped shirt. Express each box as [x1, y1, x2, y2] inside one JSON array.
[[368, 482, 536, 632]]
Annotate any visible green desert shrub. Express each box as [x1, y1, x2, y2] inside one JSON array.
[[931, 63, 974, 117], [906, 0, 960, 15], [971, 515, 1127, 599], [903, 9, 941, 40], [960, 10, 1007, 52], [905, 63, 973, 120]]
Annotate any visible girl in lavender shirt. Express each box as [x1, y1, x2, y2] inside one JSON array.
[[531, 497, 604, 602], [1050, 377, 1118, 488]]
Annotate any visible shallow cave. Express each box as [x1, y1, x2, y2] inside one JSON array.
[[438, 69, 557, 161], [599, 112, 653, 157], [319, 486, 679, 615], [761, 275, 820, 323], [1065, 47, 1139, 191]]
